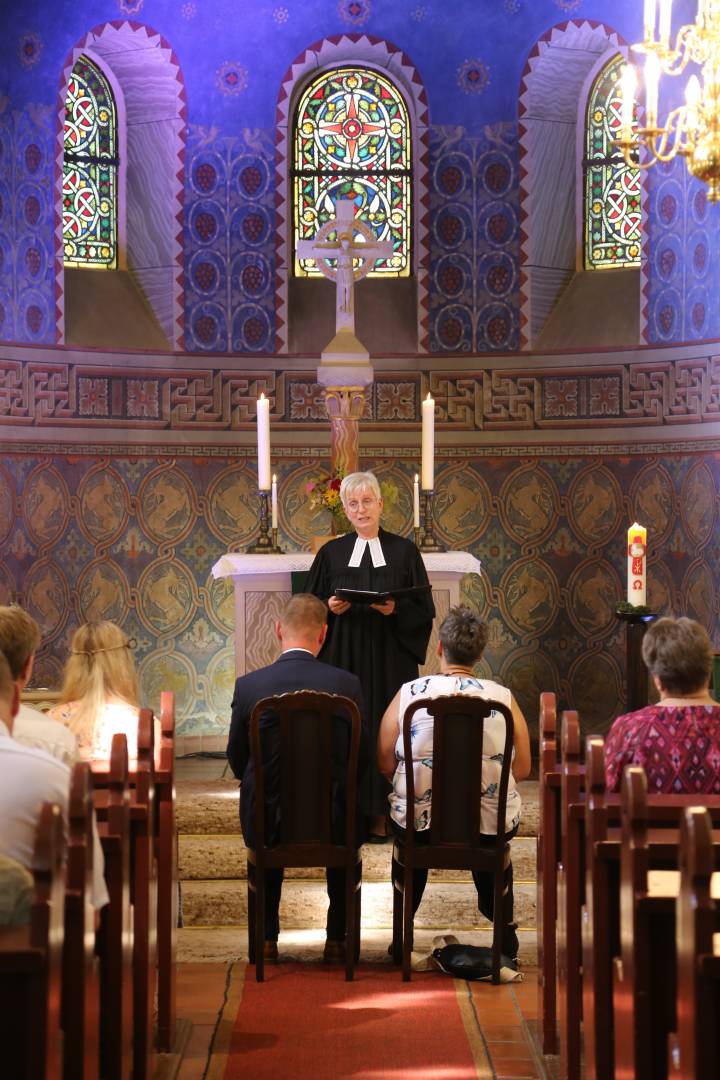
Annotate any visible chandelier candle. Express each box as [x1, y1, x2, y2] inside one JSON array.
[[421, 393, 435, 491], [256, 393, 271, 491], [627, 522, 647, 606]]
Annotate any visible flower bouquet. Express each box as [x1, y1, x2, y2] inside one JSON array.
[[306, 472, 350, 534]]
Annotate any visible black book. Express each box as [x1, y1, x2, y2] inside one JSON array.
[[334, 584, 433, 605]]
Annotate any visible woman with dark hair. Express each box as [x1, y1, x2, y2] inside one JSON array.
[[377, 605, 530, 959], [605, 616, 720, 793]]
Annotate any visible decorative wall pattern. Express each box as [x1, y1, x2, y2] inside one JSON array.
[[428, 124, 519, 353], [2, 356, 719, 433], [645, 155, 720, 345], [184, 125, 276, 353], [1, 447, 718, 740], [0, 105, 55, 345]]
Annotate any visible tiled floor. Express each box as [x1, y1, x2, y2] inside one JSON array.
[[174, 961, 548, 1078]]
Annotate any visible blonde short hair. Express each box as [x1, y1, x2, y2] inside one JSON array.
[[0, 651, 15, 706], [280, 594, 327, 635], [340, 471, 381, 507], [0, 606, 41, 680], [60, 621, 140, 742]]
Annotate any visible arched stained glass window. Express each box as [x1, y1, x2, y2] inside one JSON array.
[[584, 55, 641, 270], [293, 66, 411, 277], [63, 56, 118, 269]]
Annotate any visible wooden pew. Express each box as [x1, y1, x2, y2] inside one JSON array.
[[536, 691, 559, 1053], [556, 710, 583, 1080], [62, 762, 100, 1080], [668, 807, 720, 1080], [613, 769, 720, 1080], [155, 690, 178, 1053], [0, 802, 65, 1079], [131, 708, 158, 1080], [580, 748, 720, 1080], [97, 734, 133, 1080]]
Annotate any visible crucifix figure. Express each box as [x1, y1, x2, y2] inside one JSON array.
[[297, 199, 393, 337]]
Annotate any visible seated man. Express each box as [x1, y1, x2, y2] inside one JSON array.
[[377, 606, 531, 960], [226, 593, 368, 962], [0, 605, 77, 766], [0, 650, 108, 910]]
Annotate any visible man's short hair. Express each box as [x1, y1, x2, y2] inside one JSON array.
[[439, 606, 488, 666], [0, 606, 41, 679], [641, 615, 713, 695], [0, 650, 15, 705], [281, 594, 328, 635]]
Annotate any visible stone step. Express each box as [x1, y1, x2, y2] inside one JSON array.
[[178, 832, 537, 883], [177, 925, 538, 965], [176, 777, 540, 838], [180, 877, 536, 931]]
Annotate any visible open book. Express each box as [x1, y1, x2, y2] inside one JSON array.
[[334, 584, 433, 605]]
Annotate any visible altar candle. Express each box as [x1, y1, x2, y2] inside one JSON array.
[[627, 522, 647, 606], [271, 474, 278, 530], [413, 474, 420, 528], [256, 393, 271, 491], [421, 393, 435, 491]]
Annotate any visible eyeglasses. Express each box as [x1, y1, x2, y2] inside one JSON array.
[[345, 497, 379, 512]]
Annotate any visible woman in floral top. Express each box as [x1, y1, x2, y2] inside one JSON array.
[[605, 616, 720, 794], [48, 621, 141, 766]]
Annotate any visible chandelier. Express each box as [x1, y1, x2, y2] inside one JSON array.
[[617, 0, 720, 200]]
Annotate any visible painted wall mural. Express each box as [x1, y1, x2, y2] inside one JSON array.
[[2, 446, 718, 740], [1, 4, 719, 351]]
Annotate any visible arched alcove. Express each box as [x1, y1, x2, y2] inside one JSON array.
[[55, 21, 186, 349]]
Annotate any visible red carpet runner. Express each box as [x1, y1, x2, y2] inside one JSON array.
[[208, 962, 494, 1078]]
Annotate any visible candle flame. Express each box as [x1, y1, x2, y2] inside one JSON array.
[[259, 392, 266, 401], [425, 392, 432, 401], [272, 473, 277, 482], [414, 473, 419, 482]]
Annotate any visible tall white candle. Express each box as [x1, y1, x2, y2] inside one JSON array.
[[658, 0, 672, 47], [421, 393, 435, 491], [644, 0, 657, 41], [413, 474, 420, 528], [627, 522, 647, 606], [271, 473, 278, 529], [256, 393, 271, 490]]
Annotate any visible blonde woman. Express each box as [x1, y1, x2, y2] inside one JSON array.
[[48, 621, 142, 764]]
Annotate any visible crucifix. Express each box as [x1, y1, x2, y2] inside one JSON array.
[[298, 199, 393, 476], [297, 198, 393, 338]]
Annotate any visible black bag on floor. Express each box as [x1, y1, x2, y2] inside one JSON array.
[[431, 944, 520, 982]]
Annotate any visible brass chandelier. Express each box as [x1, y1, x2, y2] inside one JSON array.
[[617, 0, 720, 200]]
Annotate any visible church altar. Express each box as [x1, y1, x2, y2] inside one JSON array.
[[211, 551, 481, 678]]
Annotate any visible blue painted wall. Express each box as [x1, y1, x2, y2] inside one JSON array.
[[0, 0, 716, 351]]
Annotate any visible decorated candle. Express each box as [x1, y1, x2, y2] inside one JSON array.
[[271, 474, 278, 530], [256, 393, 271, 490], [413, 474, 420, 528], [421, 393, 435, 491], [627, 522, 647, 606]]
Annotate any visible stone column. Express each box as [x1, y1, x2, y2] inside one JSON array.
[[317, 332, 374, 477]]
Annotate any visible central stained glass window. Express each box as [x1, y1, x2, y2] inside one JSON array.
[[584, 54, 641, 270], [63, 55, 118, 269], [293, 66, 411, 277]]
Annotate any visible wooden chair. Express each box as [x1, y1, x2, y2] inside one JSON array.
[[668, 807, 720, 1080], [246, 690, 363, 982], [62, 763, 100, 1080], [0, 801, 65, 1080], [391, 694, 514, 983], [97, 735, 133, 1080]]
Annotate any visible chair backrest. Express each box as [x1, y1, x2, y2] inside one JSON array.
[[402, 693, 514, 846], [250, 690, 361, 850]]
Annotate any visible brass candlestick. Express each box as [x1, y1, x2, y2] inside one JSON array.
[[419, 490, 444, 552], [413, 525, 422, 549], [247, 491, 282, 553]]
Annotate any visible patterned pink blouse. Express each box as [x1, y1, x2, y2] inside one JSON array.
[[605, 704, 720, 794]]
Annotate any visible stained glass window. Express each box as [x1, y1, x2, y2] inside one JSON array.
[[293, 67, 411, 277], [63, 56, 118, 269], [584, 55, 641, 270]]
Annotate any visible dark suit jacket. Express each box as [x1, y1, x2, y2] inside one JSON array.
[[226, 650, 369, 848]]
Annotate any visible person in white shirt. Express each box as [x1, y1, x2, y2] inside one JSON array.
[[0, 647, 108, 910], [0, 605, 77, 767]]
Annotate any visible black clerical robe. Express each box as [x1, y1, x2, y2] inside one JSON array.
[[305, 528, 435, 816]]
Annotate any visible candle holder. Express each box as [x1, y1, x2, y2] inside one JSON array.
[[419, 490, 444, 552], [246, 491, 283, 554], [413, 525, 422, 549]]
